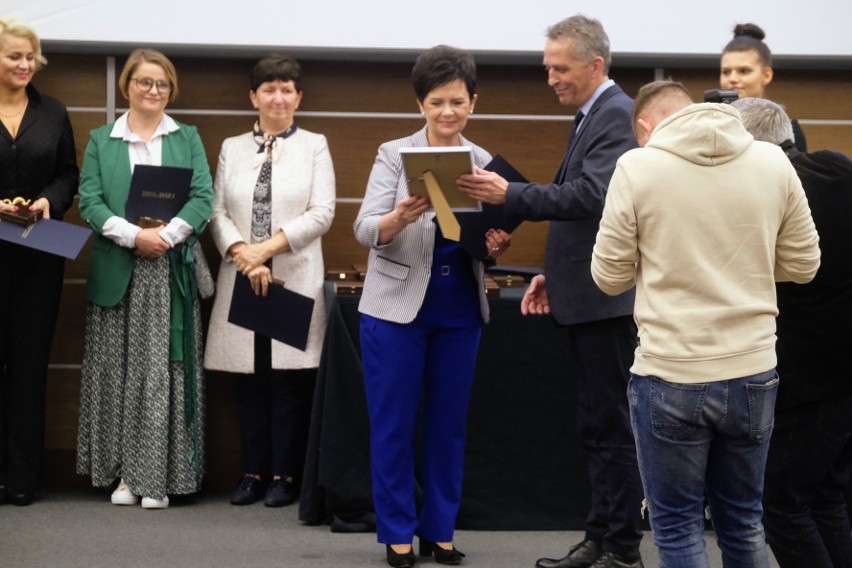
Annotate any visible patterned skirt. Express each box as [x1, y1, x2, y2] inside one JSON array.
[[76, 255, 205, 498]]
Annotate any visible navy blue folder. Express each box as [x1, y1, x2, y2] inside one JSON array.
[[125, 165, 193, 224], [227, 272, 315, 351], [0, 218, 91, 259], [456, 154, 528, 261]]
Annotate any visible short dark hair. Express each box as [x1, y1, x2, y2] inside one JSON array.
[[251, 55, 302, 92], [411, 45, 477, 102], [723, 23, 772, 68]]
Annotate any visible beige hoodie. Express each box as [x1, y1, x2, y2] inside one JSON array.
[[591, 103, 820, 383]]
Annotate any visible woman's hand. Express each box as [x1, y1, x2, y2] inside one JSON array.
[[378, 195, 430, 245], [134, 227, 170, 258], [485, 229, 511, 259], [29, 197, 51, 220], [232, 242, 270, 275], [394, 195, 430, 226], [246, 264, 273, 297], [520, 274, 550, 316]]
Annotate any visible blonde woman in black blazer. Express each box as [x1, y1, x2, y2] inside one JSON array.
[[354, 46, 510, 568], [0, 19, 78, 506]]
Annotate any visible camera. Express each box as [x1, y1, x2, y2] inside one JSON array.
[[704, 89, 739, 104]]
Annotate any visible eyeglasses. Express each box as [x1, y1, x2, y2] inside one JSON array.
[[132, 76, 171, 93]]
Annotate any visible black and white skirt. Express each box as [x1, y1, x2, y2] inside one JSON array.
[[76, 255, 205, 498]]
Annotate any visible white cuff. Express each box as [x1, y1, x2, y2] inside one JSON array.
[[158, 217, 194, 247], [102, 216, 142, 248]]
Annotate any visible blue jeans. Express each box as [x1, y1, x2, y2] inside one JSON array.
[[628, 370, 778, 568]]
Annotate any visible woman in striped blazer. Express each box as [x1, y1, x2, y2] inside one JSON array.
[[353, 45, 510, 568]]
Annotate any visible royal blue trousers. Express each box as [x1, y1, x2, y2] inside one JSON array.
[[360, 258, 481, 545]]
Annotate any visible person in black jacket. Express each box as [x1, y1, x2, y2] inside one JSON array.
[[734, 96, 852, 567], [0, 18, 79, 506]]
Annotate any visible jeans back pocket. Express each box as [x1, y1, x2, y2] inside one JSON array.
[[650, 378, 710, 443], [746, 374, 779, 442]]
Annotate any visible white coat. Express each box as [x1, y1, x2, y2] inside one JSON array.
[[204, 128, 336, 372]]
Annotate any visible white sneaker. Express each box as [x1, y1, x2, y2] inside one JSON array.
[[111, 479, 138, 506], [141, 496, 169, 509]]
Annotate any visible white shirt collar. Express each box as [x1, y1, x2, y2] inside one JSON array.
[[578, 79, 616, 119], [110, 111, 179, 142]]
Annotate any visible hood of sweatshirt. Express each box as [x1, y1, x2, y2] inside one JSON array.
[[646, 103, 754, 166]]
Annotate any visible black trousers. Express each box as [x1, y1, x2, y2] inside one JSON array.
[[0, 245, 64, 493], [234, 335, 316, 480], [564, 315, 643, 557], [763, 396, 852, 568]]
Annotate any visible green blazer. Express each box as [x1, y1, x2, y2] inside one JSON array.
[[78, 120, 214, 307]]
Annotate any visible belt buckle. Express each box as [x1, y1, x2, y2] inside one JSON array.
[[441, 265, 450, 276]]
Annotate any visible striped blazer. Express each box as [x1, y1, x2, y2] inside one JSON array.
[[354, 126, 491, 324]]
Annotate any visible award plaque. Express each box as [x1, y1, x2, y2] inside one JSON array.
[[0, 197, 42, 227], [0, 208, 42, 227]]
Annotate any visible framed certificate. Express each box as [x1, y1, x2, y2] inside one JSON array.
[[399, 146, 481, 212]]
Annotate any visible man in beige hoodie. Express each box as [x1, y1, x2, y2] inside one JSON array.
[[591, 81, 820, 568]]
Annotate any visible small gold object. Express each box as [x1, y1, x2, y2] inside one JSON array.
[[0, 196, 40, 227]]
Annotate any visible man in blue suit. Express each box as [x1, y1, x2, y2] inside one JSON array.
[[458, 14, 643, 568]]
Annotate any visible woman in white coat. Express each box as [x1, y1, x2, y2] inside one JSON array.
[[204, 55, 335, 507]]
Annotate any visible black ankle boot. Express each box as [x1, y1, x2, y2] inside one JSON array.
[[419, 539, 465, 565], [386, 544, 416, 568]]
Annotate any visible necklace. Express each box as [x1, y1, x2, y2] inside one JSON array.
[[0, 102, 26, 119]]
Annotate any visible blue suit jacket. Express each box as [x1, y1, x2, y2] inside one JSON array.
[[505, 84, 637, 325]]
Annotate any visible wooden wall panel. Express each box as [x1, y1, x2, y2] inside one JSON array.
[[67, 112, 105, 181], [804, 125, 852, 156], [49, 283, 87, 365], [31, 50, 852, 492], [61, 199, 93, 280], [322, 202, 369, 268], [45, 369, 81, 450], [664, 67, 852, 155], [34, 54, 107, 107]]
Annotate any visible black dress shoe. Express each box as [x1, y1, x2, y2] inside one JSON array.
[[536, 539, 602, 568], [386, 544, 416, 568], [0, 487, 7, 505], [419, 539, 465, 565]]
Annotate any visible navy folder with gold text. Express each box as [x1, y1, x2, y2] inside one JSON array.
[[125, 164, 193, 224]]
